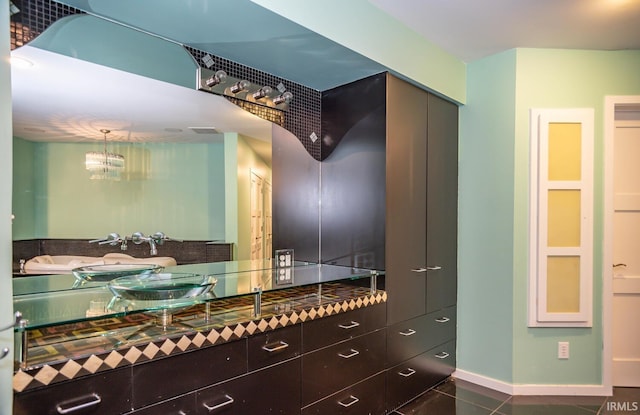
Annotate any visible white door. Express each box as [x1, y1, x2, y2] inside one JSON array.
[[612, 118, 640, 387], [264, 181, 273, 259], [250, 172, 264, 260]]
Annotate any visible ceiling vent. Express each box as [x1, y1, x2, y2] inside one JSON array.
[[189, 127, 221, 134]]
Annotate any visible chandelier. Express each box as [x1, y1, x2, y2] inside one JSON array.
[[85, 129, 125, 180]]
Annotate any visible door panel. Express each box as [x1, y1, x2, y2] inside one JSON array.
[[426, 94, 459, 313], [385, 75, 428, 324], [613, 121, 640, 386]]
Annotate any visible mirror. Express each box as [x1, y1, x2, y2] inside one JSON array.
[[11, 16, 275, 265]]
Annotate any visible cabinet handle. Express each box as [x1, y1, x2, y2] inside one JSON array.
[[261, 341, 289, 353], [411, 268, 427, 273], [337, 395, 360, 408], [435, 351, 450, 359], [338, 321, 360, 330], [203, 394, 235, 412], [399, 328, 416, 336], [435, 317, 450, 323], [338, 349, 360, 359], [56, 394, 102, 414], [398, 368, 416, 377], [0, 348, 8, 360], [426, 266, 442, 271]]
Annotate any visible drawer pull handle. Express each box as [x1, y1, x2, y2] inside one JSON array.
[[435, 317, 450, 323], [435, 351, 450, 359], [56, 393, 102, 414], [0, 348, 8, 360], [337, 395, 360, 408], [427, 266, 443, 271], [398, 368, 416, 377], [203, 394, 235, 412], [338, 349, 360, 359], [262, 341, 289, 353], [399, 328, 416, 336], [411, 268, 427, 273], [338, 321, 360, 330]]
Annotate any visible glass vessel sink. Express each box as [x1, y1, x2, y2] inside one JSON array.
[[72, 263, 163, 284], [108, 272, 218, 302]]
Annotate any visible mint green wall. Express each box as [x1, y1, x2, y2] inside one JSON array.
[[0, 2, 14, 412], [30, 14, 196, 88], [511, 49, 640, 384], [12, 138, 36, 240], [459, 48, 640, 386], [12, 139, 227, 241], [458, 50, 517, 383], [251, 0, 466, 103]]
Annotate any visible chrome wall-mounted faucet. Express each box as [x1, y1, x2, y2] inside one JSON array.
[[131, 231, 182, 256]]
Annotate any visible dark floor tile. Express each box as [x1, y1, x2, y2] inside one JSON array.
[[435, 377, 511, 412], [496, 395, 604, 415], [396, 389, 493, 415], [601, 387, 640, 415]]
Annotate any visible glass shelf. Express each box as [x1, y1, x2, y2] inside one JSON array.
[[12, 261, 383, 330]]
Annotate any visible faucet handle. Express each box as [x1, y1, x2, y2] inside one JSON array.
[[131, 232, 148, 245], [151, 232, 182, 245], [90, 233, 122, 246]]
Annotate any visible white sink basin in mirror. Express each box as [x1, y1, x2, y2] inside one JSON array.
[[23, 253, 177, 274]]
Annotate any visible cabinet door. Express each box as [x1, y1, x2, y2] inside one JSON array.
[[13, 367, 132, 415], [302, 372, 386, 415], [386, 74, 429, 325], [302, 329, 386, 406], [132, 339, 247, 409], [196, 358, 301, 415], [426, 93, 459, 314]]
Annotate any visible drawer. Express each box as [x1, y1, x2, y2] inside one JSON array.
[[386, 340, 456, 412], [386, 305, 456, 366], [14, 367, 132, 415], [132, 338, 247, 409], [302, 303, 386, 352], [195, 358, 301, 415], [248, 323, 301, 371], [302, 372, 385, 415], [302, 329, 386, 406], [128, 393, 195, 415]]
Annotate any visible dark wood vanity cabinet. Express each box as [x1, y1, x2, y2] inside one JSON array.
[[13, 367, 133, 415], [319, 72, 458, 412], [384, 75, 459, 410]]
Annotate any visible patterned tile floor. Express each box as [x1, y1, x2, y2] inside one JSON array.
[[392, 378, 640, 415]]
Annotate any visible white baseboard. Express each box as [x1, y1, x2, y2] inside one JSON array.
[[453, 369, 611, 396]]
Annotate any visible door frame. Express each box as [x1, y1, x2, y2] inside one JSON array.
[[603, 95, 640, 393]]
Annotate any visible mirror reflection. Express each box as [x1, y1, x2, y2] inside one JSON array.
[[11, 17, 275, 272]]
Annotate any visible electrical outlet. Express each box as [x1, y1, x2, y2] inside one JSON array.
[[558, 341, 570, 359], [275, 249, 294, 268]]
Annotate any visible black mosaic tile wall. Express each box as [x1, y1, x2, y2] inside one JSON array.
[[9, 0, 83, 49], [10, 0, 323, 161], [186, 47, 322, 160]]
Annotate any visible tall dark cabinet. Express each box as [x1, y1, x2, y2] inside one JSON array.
[[384, 75, 458, 411], [314, 72, 458, 413]]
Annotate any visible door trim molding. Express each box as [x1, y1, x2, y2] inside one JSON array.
[[603, 95, 640, 394]]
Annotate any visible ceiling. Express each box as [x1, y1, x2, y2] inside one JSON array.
[[370, 0, 640, 62], [10, 0, 640, 147]]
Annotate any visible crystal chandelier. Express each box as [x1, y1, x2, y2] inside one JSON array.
[[85, 129, 125, 180]]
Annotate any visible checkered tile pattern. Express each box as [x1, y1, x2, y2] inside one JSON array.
[[14, 288, 386, 393]]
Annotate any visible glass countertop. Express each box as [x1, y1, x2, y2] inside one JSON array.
[[13, 261, 383, 330]]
